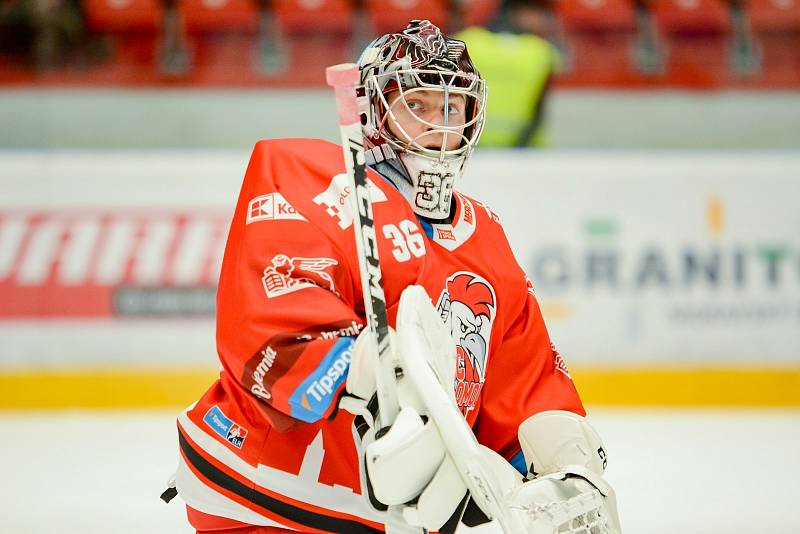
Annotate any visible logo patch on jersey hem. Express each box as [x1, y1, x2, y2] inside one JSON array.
[[203, 405, 249, 449]]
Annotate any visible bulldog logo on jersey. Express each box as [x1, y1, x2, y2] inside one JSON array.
[[436, 272, 497, 416]]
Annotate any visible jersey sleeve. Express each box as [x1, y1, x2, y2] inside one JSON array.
[[473, 276, 586, 464], [215, 140, 364, 428]]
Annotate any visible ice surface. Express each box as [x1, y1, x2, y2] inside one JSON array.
[[1, 409, 798, 534]]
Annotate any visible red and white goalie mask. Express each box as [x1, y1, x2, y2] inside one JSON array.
[[358, 20, 487, 220]]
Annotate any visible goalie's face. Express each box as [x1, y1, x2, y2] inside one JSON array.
[[356, 20, 487, 219], [383, 88, 470, 153]]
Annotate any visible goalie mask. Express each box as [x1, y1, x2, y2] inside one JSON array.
[[358, 20, 486, 220]]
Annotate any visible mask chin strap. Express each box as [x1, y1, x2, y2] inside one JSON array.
[[365, 145, 411, 188], [365, 144, 463, 221]]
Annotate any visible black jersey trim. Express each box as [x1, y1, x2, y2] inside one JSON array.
[[178, 430, 383, 534]]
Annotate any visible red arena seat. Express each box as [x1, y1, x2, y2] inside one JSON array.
[[173, 0, 262, 84], [272, 0, 353, 33], [364, 0, 450, 35], [556, 0, 639, 85], [744, 0, 800, 85], [648, 0, 732, 86], [178, 0, 261, 33], [557, 0, 637, 31], [457, 0, 502, 28], [83, 0, 163, 31], [649, 0, 730, 33], [745, 0, 800, 31], [82, 0, 164, 81], [270, 0, 355, 85]]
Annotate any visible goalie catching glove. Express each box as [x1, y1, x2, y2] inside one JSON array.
[[343, 326, 621, 533], [366, 408, 621, 533]]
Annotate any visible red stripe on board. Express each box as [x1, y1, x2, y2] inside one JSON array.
[[0, 209, 229, 318], [0, 284, 113, 317]]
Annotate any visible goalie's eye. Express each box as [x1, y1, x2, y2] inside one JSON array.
[[459, 320, 468, 333], [446, 101, 464, 116], [406, 99, 423, 113]]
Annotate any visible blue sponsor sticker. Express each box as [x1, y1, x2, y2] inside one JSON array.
[[509, 450, 527, 475], [288, 337, 354, 423], [203, 405, 248, 449]]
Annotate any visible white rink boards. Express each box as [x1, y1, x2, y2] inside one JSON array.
[[1, 148, 798, 369]]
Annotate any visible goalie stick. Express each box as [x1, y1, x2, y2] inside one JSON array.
[[325, 60, 520, 533], [325, 62, 516, 534], [326, 63, 419, 534], [397, 286, 612, 534], [325, 63, 399, 432]]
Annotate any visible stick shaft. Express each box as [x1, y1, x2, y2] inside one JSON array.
[[327, 64, 423, 534], [326, 63, 399, 429]]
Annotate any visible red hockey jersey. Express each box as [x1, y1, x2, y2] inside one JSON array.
[[175, 138, 584, 533]]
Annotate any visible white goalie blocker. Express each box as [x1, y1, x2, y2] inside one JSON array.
[[364, 285, 622, 534]]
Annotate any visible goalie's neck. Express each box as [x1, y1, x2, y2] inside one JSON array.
[[366, 146, 457, 225]]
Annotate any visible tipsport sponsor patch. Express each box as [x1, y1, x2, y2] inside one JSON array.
[[203, 405, 249, 449], [240, 320, 366, 407], [288, 337, 354, 422]]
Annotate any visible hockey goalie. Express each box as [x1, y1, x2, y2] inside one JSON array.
[[164, 19, 622, 534]]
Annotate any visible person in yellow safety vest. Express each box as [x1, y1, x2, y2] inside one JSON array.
[[456, 0, 560, 147]]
